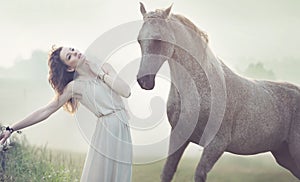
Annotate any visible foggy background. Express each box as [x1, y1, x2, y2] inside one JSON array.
[[0, 0, 300, 158]]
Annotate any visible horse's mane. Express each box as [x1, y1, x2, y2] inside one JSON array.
[[170, 13, 223, 74], [171, 14, 209, 44], [145, 10, 209, 44]]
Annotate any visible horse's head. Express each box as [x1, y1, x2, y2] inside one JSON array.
[[137, 3, 175, 90]]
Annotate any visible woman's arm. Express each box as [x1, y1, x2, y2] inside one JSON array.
[[101, 63, 131, 98], [86, 61, 131, 98], [0, 81, 74, 144]]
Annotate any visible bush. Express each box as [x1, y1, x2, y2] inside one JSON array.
[[0, 127, 83, 182]]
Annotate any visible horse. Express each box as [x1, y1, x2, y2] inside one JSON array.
[[136, 3, 300, 182]]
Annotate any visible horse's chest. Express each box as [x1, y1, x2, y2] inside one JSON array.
[[166, 85, 210, 133]]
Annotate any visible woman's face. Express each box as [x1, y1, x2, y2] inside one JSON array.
[[60, 47, 85, 71]]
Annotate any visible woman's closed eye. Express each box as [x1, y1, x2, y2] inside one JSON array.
[[67, 48, 75, 60]]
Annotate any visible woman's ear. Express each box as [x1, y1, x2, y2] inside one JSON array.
[[67, 67, 75, 72]]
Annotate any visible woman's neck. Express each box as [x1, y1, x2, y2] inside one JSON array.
[[75, 61, 96, 80]]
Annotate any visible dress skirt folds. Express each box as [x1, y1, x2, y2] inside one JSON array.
[[80, 110, 132, 182]]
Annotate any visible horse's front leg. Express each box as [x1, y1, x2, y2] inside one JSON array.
[[194, 137, 228, 182], [161, 132, 189, 182]]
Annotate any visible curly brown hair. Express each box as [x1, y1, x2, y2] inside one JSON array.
[[48, 46, 78, 114]]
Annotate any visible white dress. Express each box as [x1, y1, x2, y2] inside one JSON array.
[[77, 78, 132, 182]]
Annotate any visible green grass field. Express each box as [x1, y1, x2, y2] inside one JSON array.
[[1, 136, 298, 182], [132, 154, 299, 182]]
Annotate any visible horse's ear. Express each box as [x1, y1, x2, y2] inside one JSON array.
[[140, 2, 147, 16], [164, 3, 173, 18]]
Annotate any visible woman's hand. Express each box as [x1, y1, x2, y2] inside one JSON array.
[[84, 59, 131, 97], [0, 130, 12, 145]]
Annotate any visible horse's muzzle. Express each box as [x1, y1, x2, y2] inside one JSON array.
[[137, 75, 155, 90]]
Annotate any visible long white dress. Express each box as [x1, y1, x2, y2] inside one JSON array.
[[77, 78, 132, 182]]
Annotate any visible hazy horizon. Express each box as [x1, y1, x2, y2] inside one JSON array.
[[1, 0, 299, 68]]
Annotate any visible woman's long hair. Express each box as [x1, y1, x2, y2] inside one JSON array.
[[48, 46, 78, 114]]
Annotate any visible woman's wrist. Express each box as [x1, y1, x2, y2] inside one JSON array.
[[4, 126, 22, 134], [5, 126, 14, 134]]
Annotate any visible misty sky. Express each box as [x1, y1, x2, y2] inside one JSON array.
[[1, 0, 299, 69], [1, 0, 300, 157]]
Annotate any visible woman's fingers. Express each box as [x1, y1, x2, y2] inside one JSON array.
[[0, 138, 6, 145], [0, 132, 9, 145], [0, 132, 4, 141], [0, 136, 8, 145]]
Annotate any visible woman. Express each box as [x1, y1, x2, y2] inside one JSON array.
[[0, 46, 132, 182]]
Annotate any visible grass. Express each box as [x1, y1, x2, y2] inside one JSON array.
[[132, 154, 299, 182], [0, 136, 85, 182], [1, 135, 299, 182]]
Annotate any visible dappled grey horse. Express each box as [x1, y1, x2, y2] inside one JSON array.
[[136, 3, 300, 182]]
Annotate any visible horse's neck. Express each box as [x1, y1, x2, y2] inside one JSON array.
[[168, 45, 224, 83], [168, 21, 218, 79], [168, 46, 211, 91], [168, 18, 242, 95]]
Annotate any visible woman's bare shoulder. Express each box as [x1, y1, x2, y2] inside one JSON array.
[[64, 80, 83, 98]]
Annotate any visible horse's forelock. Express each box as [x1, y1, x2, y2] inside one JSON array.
[[144, 9, 167, 20]]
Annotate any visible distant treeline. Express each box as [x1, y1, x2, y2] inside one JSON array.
[[1, 50, 300, 85]]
